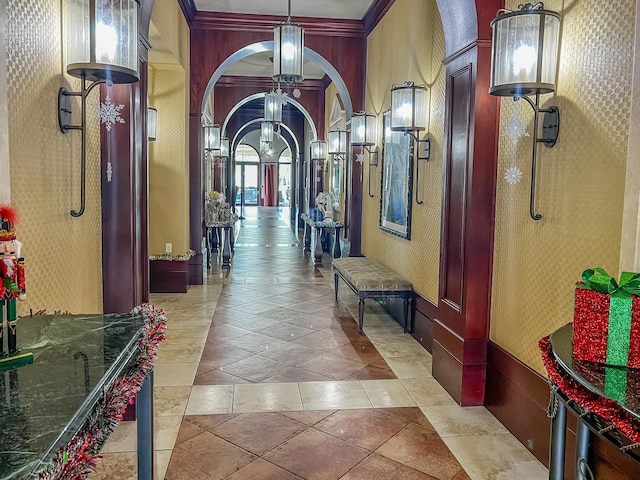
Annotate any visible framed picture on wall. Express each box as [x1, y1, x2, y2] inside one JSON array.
[[379, 109, 413, 239]]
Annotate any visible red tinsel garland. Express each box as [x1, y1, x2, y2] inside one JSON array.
[[539, 335, 640, 444], [38, 304, 167, 480]]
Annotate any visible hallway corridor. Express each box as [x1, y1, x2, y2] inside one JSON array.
[[92, 207, 547, 479]]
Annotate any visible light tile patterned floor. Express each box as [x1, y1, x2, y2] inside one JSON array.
[[91, 207, 547, 480]]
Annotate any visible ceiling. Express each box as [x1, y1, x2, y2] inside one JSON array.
[[193, 0, 377, 20]]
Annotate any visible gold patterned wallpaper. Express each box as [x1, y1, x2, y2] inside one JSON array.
[[362, 0, 445, 302], [148, 65, 189, 256], [490, 0, 634, 372], [5, 0, 103, 314]]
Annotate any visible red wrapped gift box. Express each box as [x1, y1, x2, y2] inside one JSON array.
[[573, 287, 640, 368]]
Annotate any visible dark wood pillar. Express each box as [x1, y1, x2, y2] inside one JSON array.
[[100, 2, 154, 313], [188, 113, 205, 284], [433, 0, 501, 406]]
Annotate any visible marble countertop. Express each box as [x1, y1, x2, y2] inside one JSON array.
[[550, 324, 640, 419], [0, 312, 147, 479]]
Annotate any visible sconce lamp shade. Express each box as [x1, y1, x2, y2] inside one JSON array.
[[273, 22, 304, 83], [63, 0, 139, 83], [390, 82, 428, 132], [204, 125, 221, 152], [261, 122, 274, 143], [264, 93, 283, 124], [219, 138, 230, 158], [328, 130, 348, 155], [489, 4, 561, 97], [351, 112, 376, 146], [310, 140, 327, 160], [148, 106, 157, 141]]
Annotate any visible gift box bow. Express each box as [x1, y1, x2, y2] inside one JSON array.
[[577, 268, 640, 299], [576, 268, 640, 366]]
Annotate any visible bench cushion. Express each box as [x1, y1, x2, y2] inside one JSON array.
[[332, 258, 412, 292]]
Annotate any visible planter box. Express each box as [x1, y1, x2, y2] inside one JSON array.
[[150, 260, 188, 293]]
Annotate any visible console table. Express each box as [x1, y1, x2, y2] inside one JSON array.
[[0, 305, 165, 479], [300, 213, 343, 267], [206, 216, 238, 269], [541, 325, 640, 479]]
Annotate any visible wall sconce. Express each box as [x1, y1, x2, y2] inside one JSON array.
[[490, 2, 561, 221], [148, 106, 157, 141], [310, 140, 327, 161], [351, 112, 378, 198], [273, 0, 304, 84], [264, 92, 283, 124], [219, 137, 230, 159], [328, 130, 348, 159], [204, 124, 221, 152], [390, 81, 430, 205], [58, 0, 140, 217]]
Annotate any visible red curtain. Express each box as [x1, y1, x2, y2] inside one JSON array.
[[264, 164, 278, 206]]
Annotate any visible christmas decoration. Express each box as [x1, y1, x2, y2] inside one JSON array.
[[38, 304, 166, 480], [98, 96, 126, 131], [573, 268, 640, 368]]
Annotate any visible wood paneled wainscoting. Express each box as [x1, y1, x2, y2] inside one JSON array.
[[486, 342, 640, 480], [410, 292, 640, 479]]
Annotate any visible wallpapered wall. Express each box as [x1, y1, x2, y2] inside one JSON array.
[[148, 3, 190, 257], [148, 65, 189, 256], [362, 0, 445, 303], [5, 0, 103, 314], [490, 0, 634, 372]]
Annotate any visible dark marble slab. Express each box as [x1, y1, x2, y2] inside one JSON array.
[[0, 312, 146, 479], [550, 324, 640, 419]]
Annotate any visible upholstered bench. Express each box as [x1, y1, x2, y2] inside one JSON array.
[[332, 257, 413, 334]]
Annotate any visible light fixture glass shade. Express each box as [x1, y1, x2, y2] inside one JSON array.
[[310, 140, 327, 160], [273, 22, 304, 83], [489, 6, 560, 96], [264, 93, 283, 124], [64, 0, 139, 83], [261, 122, 274, 143], [204, 125, 221, 151], [328, 130, 348, 155], [219, 138, 230, 158], [351, 112, 376, 146], [148, 106, 157, 141], [390, 82, 428, 131]]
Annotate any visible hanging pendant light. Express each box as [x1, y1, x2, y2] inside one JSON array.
[[261, 121, 274, 143], [273, 0, 304, 84], [264, 92, 283, 124]]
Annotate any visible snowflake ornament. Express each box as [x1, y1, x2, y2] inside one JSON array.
[[99, 96, 126, 131], [504, 166, 523, 185], [293, 88, 301, 99], [356, 153, 365, 164], [501, 117, 530, 139], [274, 87, 289, 105]]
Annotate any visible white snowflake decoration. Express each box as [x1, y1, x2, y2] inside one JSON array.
[[293, 88, 301, 99], [355, 153, 365, 164], [501, 117, 530, 139], [274, 87, 289, 105], [504, 166, 523, 185], [99, 96, 126, 131]]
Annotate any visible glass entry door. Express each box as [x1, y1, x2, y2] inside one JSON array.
[[235, 163, 259, 206]]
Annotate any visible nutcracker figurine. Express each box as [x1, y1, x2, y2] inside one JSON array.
[[0, 205, 26, 358]]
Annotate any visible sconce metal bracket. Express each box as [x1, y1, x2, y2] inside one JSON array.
[[540, 106, 559, 147], [363, 146, 379, 198], [405, 131, 430, 205], [57, 76, 105, 217], [515, 93, 560, 220]]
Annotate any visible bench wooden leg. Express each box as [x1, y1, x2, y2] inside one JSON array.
[[358, 295, 365, 334], [334, 272, 339, 300]]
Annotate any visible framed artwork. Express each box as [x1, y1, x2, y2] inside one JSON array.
[[380, 109, 413, 239]]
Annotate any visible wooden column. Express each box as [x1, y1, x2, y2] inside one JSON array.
[[101, 0, 154, 312], [433, 0, 502, 406]]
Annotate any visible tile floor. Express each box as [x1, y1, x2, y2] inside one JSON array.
[[92, 207, 548, 480]]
